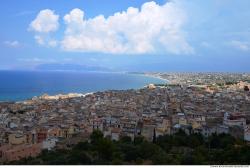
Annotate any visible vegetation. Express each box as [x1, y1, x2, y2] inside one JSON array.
[[244, 86, 249, 91], [225, 81, 238, 85], [8, 130, 250, 165]]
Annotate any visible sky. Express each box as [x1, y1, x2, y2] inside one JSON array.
[[0, 0, 250, 72]]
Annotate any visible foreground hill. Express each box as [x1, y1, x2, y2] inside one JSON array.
[[7, 130, 250, 165]]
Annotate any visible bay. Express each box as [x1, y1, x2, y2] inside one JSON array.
[[0, 70, 165, 101]]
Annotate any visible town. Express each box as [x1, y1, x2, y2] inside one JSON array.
[[0, 73, 250, 163]]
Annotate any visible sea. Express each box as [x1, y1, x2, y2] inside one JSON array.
[[0, 70, 166, 102]]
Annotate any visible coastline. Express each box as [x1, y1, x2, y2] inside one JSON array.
[[125, 71, 168, 83], [141, 73, 169, 83], [0, 71, 166, 103]]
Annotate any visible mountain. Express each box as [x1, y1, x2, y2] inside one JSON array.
[[35, 63, 114, 72]]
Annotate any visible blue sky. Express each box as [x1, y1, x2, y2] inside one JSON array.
[[0, 0, 250, 72]]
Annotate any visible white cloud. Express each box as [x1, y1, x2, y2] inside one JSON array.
[[201, 41, 211, 48], [18, 58, 43, 62], [4, 40, 21, 48], [230, 40, 250, 51], [61, 1, 194, 54], [29, 9, 59, 48], [34, 35, 58, 48], [29, 9, 59, 33], [48, 40, 58, 47], [18, 57, 56, 63], [34, 35, 44, 45]]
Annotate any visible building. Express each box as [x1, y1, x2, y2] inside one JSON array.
[[8, 133, 26, 145], [42, 137, 58, 151], [223, 112, 246, 128], [0, 143, 42, 162], [111, 128, 121, 141], [141, 124, 155, 141], [36, 128, 48, 143], [47, 127, 62, 138]]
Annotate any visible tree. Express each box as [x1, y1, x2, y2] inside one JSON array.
[[153, 128, 156, 143], [95, 138, 115, 161], [67, 151, 92, 165], [90, 130, 104, 145], [134, 136, 145, 145], [118, 143, 138, 162], [120, 136, 132, 144], [156, 134, 173, 152], [73, 141, 91, 151], [187, 133, 204, 148], [244, 86, 249, 91], [9, 131, 250, 165]]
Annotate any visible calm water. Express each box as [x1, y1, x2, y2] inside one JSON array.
[[0, 71, 165, 101]]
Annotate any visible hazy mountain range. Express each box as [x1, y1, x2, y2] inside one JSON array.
[[35, 64, 115, 72]]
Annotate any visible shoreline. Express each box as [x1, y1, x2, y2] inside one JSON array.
[[0, 72, 166, 103], [142, 73, 169, 83]]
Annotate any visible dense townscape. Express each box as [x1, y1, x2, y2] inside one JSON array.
[[0, 73, 250, 163]]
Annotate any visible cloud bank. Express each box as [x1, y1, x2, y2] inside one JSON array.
[[30, 1, 194, 54]]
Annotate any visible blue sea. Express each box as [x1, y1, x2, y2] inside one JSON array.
[[0, 71, 165, 101]]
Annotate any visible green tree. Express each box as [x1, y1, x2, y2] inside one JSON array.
[[90, 130, 104, 145]]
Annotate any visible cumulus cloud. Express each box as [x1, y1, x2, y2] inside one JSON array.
[[29, 9, 59, 33], [48, 40, 58, 47], [4, 40, 21, 48], [29, 9, 59, 47], [61, 1, 194, 54], [230, 40, 250, 51], [29, 1, 194, 54], [34, 35, 58, 47], [34, 35, 44, 45]]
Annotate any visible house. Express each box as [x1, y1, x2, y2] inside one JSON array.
[[103, 128, 111, 138], [141, 124, 155, 141], [55, 133, 90, 150], [111, 128, 121, 141], [179, 117, 188, 126], [191, 120, 202, 129], [216, 125, 229, 134], [0, 143, 42, 162], [201, 125, 216, 137], [68, 126, 77, 138], [47, 127, 62, 138], [155, 128, 165, 137], [147, 84, 156, 90], [36, 128, 48, 143], [120, 118, 137, 140], [91, 118, 103, 131], [8, 133, 26, 145], [25, 130, 36, 144], [223, 112, 246, 128], [42, 137, 58, 151]]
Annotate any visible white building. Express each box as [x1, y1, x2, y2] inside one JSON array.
[[42, 138, 58, 151], [223, 112, 246, 128]]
